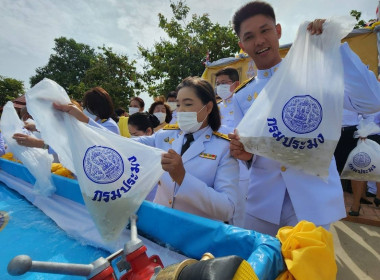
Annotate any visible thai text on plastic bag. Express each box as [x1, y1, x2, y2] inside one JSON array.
[[0, 102, 55, 196], [341, 118, 380, 181], [26, 78, 165, 242], [236, 19, 353, 178]]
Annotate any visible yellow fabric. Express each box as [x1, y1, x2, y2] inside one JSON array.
[[118, 116, 131, 138], [232, 259, 259, 280], [51, 163, 75, 179], [1, 152, 22, 163], [275, 220, 337, 280]]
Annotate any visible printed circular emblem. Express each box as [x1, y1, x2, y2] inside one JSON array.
[[0, 211, 9, 231], [83, 146, 124, 184], [282, 95, 323, 134], [353, 152, 371, 168]]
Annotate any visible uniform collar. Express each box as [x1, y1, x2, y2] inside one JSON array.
[[191, 126, 210, 141], [257, 61, 282, 79]]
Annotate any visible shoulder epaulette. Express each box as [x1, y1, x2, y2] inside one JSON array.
[[163, 123, 180, 130], [101, 119, 108, 123], [234, 76, 255, 94], [216, 98, 223, 104], [212, 131, 230, 141]]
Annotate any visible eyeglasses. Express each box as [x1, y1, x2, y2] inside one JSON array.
[[215, 80, 233, 86]]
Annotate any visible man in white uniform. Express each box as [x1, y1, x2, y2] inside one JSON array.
[[229, 1, 380, 236], [215, 68, 249, 227]]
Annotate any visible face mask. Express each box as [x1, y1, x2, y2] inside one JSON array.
[[83, 108, 97, 120], [177, 105, 207, 134], [216, 84, 233, 100], [129, 107, 139, 115], [154, 112, 166, 124], [167, 102, 177, 111]]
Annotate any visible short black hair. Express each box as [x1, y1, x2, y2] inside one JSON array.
[[166, 91, 177, 99], [215, 67, 240, 82], [176, 77, 221, 131], [115, 107, 126, 116], [233, 1, 276, 37], [128, 112, 160, 132]]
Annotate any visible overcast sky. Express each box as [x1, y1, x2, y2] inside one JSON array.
[[1, 0, 378, 92]]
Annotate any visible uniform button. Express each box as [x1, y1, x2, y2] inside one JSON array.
[[169, 199, 172, 205], [281, 166, 286, 172]]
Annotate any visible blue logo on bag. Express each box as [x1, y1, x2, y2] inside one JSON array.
[[282, 95, 322, 134], [353, 152, 371, 168], [83, 146, 124, 184]]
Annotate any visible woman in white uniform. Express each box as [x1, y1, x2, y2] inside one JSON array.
[[54, 77, 240, 223], [136, 77, 239, 222]]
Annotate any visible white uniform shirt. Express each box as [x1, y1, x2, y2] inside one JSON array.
[[342, 109, 359, 127], [88, 118, 120, 135], [233, 43, 380, 226], [218, 98, 235, 128], [137, 125, 239, 222]]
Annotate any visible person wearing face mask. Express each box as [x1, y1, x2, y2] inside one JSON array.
[[82, 87, 120, 135], [135, 76, 240, 223], [166, 91, 178, 124], [53, 77, 240, 223], [129, 97, 145, 116], [148, 101, 172, 132], [215, 68, 249, 228], [215, 68, 240, 129]]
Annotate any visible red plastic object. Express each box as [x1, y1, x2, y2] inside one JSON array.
[[90, 266, 116, 280], [120, 245, 164, 280]]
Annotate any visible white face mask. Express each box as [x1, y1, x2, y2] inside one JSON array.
[[167, 102, 177, 111], [83, 108, 97, 120], [154, 112, 166, 124], [129, 107, 139, 115], [216, 84, 233, 100], [177, 105, 207, 134]]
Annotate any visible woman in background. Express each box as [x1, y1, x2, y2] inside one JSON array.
[[128, 112, 160, 137], [82, 87, 120, 135], [148, 101, 172, 132]]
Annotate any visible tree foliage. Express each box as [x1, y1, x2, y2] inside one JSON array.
[[79, 46, 141, 108], [30, 37, 140, 108], [30, 37, 96, 93], [350, 10, 376, 29], [138, 0, 239, 97], [0, 76, 25, 107]]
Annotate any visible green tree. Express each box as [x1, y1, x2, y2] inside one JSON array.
[[30, 37, 96, 94], [79, 46, 141, 108], [138, 0, 239, 97], [0, 76, 25, 107], [350, 10, 376, 29]]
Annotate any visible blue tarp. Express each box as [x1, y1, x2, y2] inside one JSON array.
[[0, 158, 285, 279]]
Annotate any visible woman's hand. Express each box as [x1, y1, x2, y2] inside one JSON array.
[[307, 19, 326, 35], [53, 102, 89, 123], [228, 130, 253, 161], [161, 149, 185, 185], [13, 133, 45, 148]]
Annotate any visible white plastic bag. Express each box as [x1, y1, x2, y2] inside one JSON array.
[[237, 18, 354, 178], [26, 78, 165, 242], [0, 102, 55, 196], [341, 119, 380, 181]]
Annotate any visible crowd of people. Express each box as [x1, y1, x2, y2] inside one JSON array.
[[1, 1, 380, 237]]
